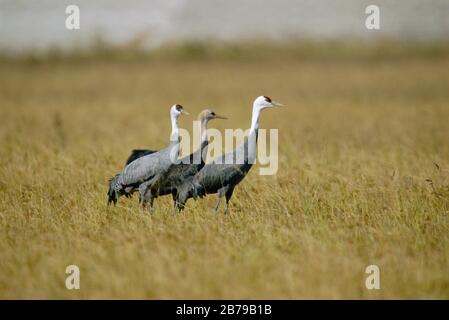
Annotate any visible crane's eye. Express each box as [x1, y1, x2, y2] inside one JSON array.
[[263, 96, 272, 103], [176, 105, 183, 111], [211, 112, 216, 116]]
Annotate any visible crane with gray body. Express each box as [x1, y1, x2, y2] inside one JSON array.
[[107, 104, 189, 210], [177, 96, 284, 213]]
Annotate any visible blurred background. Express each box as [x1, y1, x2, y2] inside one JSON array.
[[1, 0, 448, 55], [1, 1, 449, 299]]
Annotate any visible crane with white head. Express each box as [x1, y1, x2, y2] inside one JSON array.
[[177, 96, 283, 212], [107, 104, 189, 210]]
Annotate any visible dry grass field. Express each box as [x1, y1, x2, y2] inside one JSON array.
[[0, 43, 448, 299]]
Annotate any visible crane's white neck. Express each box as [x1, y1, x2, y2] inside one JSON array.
[[249, 105, 262, 135], [170, 112, 179, 141], [247, 105, 263, 163], [200, 117, 210, 143]]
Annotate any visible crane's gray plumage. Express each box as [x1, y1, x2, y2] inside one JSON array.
[[107, 104, 189, 208], [107, 151, 156, 204], [152, 139, 208, 207], [177, 96, 283, 213], [184, 131, 256, 212], [116, 147, 200, 205], [132, 109, 227, 210]]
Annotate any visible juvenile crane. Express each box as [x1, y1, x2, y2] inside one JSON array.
[[107, 104, 189, 209], [146, 109, 227, 209], [178, 96, 283, 213]]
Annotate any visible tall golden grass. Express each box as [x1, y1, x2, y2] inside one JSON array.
[[0, 43, 448, 299]]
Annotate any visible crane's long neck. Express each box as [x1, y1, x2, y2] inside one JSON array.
[[195, 117, 210, 164], [247, 106, 262, 163], [170, 113, 179, 142], [249, 106, 262, 136], [200, 117, 209, 144]]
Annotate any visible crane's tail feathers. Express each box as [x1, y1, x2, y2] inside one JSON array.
[[107, 174, 121, 206]]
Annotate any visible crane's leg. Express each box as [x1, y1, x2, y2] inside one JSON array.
[[176, 200, 185, 212], [143, 190, 157, 211], [176, 189, 188, 212], [148, 195, 155, 213], [213, 197, 222, 212], [214, 187, 226, 212], [224, 187, 235, 214], [171, 192, 179, 214], [147, 175, 163, 213], [139, 182, 150, 211], [138, 176, 160, 213], [172, 192, 177, 208], [139, 180, 156, 212]]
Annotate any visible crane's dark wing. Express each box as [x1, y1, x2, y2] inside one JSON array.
[[126, 149, 157, 165], [195, 162, 251, 194]]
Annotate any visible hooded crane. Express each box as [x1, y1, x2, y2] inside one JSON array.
[[177, 96, 283, 213], [107, 104, 189, 209], [140, 109, 227, 210]]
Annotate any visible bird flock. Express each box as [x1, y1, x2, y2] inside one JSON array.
[[107, 96, 283, 213]]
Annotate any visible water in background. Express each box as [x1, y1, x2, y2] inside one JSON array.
[[0, 0, 448, 53]]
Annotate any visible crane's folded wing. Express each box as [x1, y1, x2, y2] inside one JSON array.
[[120, 155, 160, 186]]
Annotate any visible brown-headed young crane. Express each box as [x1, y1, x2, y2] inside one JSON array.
[[125, 109, 227, 210]]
